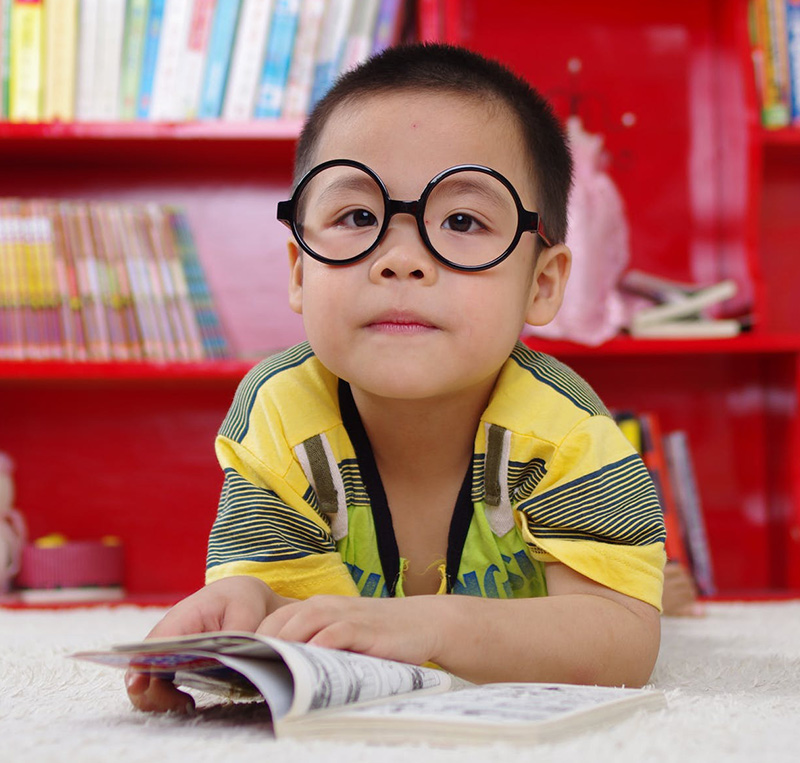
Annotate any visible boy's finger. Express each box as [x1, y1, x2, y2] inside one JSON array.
[[125, 670, 195, 714]]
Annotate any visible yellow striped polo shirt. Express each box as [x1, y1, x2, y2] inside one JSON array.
[[206, 341, 666, 610]]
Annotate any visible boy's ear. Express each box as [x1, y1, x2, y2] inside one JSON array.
[[287, 240, 303, 315], [525, 243, 572, 326]]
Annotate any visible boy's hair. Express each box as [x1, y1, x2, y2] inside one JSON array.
[[295, 43, 573, 246]]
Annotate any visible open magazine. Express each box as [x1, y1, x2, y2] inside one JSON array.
[[74, 631, 667, 745]]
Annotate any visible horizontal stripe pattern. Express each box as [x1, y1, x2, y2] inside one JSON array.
[[518, 454, 665, 546], [207, 468, 336, 569], [218, 342, 316, 443], [509, 457, 548, 500], [510, 343, 610, 417], [339, 459, 370, 505]]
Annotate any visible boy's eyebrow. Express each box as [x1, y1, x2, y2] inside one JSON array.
[[433, 176, 512, 209], [315, 174, 381, 202]]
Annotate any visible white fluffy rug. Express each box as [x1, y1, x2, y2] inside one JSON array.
[[1, 601, 799, 762]]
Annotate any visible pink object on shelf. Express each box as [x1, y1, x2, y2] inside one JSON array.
[[16, 541, 124, 590]]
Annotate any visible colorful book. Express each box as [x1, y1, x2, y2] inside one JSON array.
[[339, 0, 380, 75], [663, 430, 716, 596], [754, 0, 791, 127], [9, 0, 44, 122], [638, 412, 690, 567], [119, 0, 151, 121], [42, 0, 78, 122], [222, 0, 274, 122], [137, 0, 167, 119], [371, 0, 404, 54], [253, 0, 300, 118], [51, 203, 88, 360], [787, 0, 800, 123], [150, 0, 194, 121], [169, 209, 230, 358], [75, 0, 99, 121], [309, 0, 354, 107], [0, 0, 10, 118], [281, 0, 325, 119], [176, 0, 217, 120], [93, 0, 126, 120], [196, 0, 241, 119]]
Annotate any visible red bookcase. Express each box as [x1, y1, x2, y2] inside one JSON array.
[[1, 0, 798, 600]]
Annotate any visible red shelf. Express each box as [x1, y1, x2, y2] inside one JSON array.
[[761, 127, 800, 147], [526, 332, 800, 357], [0, 359, 258, 383]]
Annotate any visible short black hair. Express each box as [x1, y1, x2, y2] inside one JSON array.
[[295, 43, 573, 246]]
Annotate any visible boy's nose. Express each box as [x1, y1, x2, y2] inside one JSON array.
[[368, 218, 437, 283]]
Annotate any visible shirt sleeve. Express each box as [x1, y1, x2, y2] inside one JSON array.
[[205, 434, 359, 599], [515, 415, 666, 610]]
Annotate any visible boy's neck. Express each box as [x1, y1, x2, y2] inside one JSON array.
[[349, 376, 498, 475]]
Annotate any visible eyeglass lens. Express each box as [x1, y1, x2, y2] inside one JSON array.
[[294, 165, 520, 268]]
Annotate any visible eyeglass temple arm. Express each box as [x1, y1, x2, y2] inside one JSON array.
[[521, 210, 553, 248]]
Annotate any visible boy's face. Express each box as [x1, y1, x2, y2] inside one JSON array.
[[288, 90, 570, 403]]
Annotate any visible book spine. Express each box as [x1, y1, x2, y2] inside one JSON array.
[[787, 0, 800, 123], [137, 0, 166, 120], [74, 0, 99, 121], [56, 202, 90, 359], [222, 0, 274, 122], [119, 0, 151, 121], [338, 0, 380, 76], [29, 200, 64, 359], [90, 204, 130, 360], [177, 0, 216, 120], [281, 0, 325, 119], [196, 0, 241, 119], [42, 0, 78, 122], [253, 0, 300, 119], [663, 431, 716, 596], [51, 202, 84, 360], [92, 0, 126, 121], [371, 0, 403, 54], [638, 412, 691, 568], [756, 0, 791, 127], [18, 200, 44, 359], [0, 0, 10, 118], [9, 0, 44, 122], [170, 209, 229, 358], [309, 0, 354, 108], [120, 205, 164, 360], [0, 200, 26, 359], [149, 0, 194, 122]]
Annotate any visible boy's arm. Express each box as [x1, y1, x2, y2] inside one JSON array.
[[254, 563, 660, 688]]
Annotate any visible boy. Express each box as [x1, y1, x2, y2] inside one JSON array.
[[128, 43, 665, 713]]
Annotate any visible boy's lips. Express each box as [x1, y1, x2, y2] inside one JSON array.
[[365, 310, 439, 333]]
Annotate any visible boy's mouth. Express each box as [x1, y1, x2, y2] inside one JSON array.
[[366, 310, 439, 334]]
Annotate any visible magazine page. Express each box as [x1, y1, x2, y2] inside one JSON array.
[[266, 638, 453, 720], [277, 682, 667, 744]]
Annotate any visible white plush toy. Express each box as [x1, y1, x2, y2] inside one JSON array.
[[0, 452, 26, 593]]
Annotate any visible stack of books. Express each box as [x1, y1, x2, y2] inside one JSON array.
[[620, 270, 745, 339], [0, 0, 406, 124], [0, 199, 230, 362], [749, 0, 800, 129]]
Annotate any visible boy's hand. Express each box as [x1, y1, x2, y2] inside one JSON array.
[[126, 575, 292, 713], [255, 595, 441, 667]]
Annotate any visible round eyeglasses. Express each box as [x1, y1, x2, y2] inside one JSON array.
[[276, 159, 552, 272]]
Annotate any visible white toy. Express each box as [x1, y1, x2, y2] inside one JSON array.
[[0, 452, 26, 593]]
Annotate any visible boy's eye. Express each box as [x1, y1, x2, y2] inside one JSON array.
[[442, 212, 484, 233], [336, 208, 379, 228]]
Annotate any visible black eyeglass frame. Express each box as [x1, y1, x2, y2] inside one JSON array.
[[276, 159, 553, 273]]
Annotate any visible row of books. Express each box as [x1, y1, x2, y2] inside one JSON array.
[[0, 0, 407, 124], [749, 0, 800, 128], [0, 199, 230, 362], [616, 411, 715, 596]]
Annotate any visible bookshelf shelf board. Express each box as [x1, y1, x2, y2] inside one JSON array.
[[761, 127, 800, 147], [0, 359, 257, 383], [524, 332, 800, 357], [0, 120, 305, 141]]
